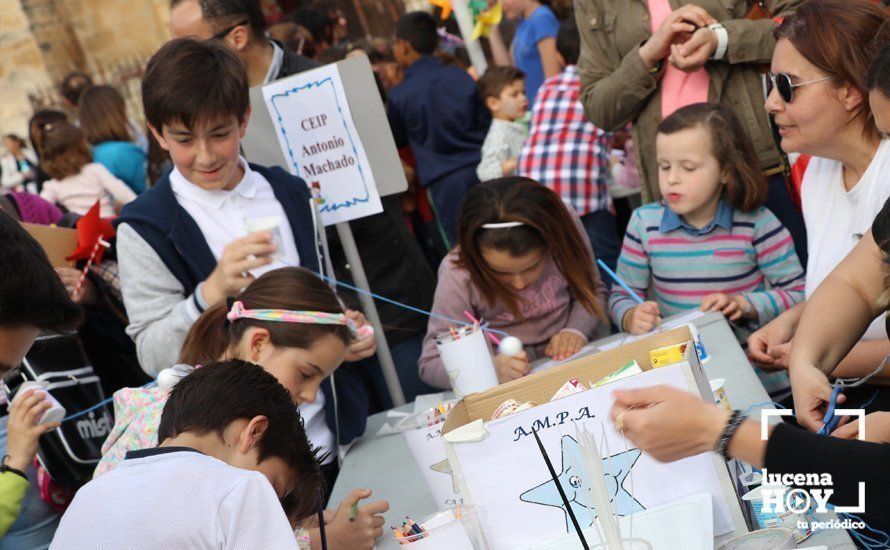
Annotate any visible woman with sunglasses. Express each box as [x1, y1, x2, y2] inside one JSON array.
[[575, 0, 808, 266], [748, 0, 890, 424], [604, 45, 890, 545]]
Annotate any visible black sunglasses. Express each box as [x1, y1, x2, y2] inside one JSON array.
[[211, 19, 249, 40], [765, 72, 830, 103]]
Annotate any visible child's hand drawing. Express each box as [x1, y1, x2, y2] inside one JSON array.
[[623, 301, 661, 335], [546, 330, 585, 361]]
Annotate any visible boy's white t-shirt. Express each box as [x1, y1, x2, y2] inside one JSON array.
[[801, 139, 890, 341], [171, 158, 336, 463], [51, 448, 298, 549]]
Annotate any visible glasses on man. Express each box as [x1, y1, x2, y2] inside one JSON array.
[[211, 19, 249, 40], [765, 72, 830, 103]]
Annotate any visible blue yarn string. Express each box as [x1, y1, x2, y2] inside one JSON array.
[[61, 381, 157, 423], [58, 271, 511, 422], [315, 273, 511, 337]]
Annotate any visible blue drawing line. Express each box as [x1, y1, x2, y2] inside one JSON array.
[[268, 77, 370, 212]]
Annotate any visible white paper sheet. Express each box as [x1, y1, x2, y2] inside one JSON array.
[[262, 64, 383, 225], [451, 365, 733, 549]]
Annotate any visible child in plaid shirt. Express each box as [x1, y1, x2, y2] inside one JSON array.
[[517, 21, 619, 285], [476, 67, 529, 182]]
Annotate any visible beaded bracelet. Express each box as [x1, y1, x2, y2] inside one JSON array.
[[714, 410, 747, 461]]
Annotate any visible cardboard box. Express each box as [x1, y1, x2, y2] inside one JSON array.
[[443, 326, 710, 430], [441, 326, 747, 549], [21, 223, 77, 268]]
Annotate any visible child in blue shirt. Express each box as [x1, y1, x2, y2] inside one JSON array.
[[387, 11, 491, 246]]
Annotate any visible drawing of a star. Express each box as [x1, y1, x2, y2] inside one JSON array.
[[520, 435, 644, 533]]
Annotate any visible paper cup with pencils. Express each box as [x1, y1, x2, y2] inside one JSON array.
[[391, 509, 472, 548], [396, 401, 462, 511], [434, 324, 498, 398]]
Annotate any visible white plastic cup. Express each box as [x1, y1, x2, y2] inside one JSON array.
[[397, 402, 462, 511], [13, 381, 66, 425], [244, 216, 284, 260], [435, 326, 498, 398]]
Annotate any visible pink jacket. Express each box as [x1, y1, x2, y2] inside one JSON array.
[[418, 212, 606, 388]]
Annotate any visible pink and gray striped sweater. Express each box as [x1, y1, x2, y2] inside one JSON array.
[[609, 201, 805, 327]]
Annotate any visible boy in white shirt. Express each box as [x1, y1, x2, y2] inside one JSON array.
[[51, 361, 322, 549]]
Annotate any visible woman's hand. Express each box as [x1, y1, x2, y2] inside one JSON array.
[[790, 363, 841, 432], [747, 313, 796, 368], [494, 351, 529, 383], [701, 292, 749, 322], [56, 267, 97, 305], [832, 411, 890, 443], [622, 301, 661, 335], [639, 5, 716, 69], [545, 331, 585, 361], [610, 385, 729, 462], [344, 310, 377, 362], [6, 389, 60, 472], [669, 26, 718, 72], [320, 489, 389, 550]]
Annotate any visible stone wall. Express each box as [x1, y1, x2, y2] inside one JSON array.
[[0, 0, 170, 138]]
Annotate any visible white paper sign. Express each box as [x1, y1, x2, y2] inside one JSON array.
[[450, 365, 733, 549], [263, 64, 383, 225]]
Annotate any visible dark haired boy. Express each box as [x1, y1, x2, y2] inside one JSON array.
[[117, 38, 319, 377], [51, 361, 321, 548], [0, 211, 82, 546], [387, 11, 490, 246], [0, 213, 82, 373], [116, 37, 368, 511], [517, 20, 620, 284], [476, 66, 528, 181]]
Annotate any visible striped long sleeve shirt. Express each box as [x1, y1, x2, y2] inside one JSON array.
[[609, 201, 805, 327]]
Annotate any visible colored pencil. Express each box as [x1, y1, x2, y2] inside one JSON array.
[[464, 310, 501, 345]]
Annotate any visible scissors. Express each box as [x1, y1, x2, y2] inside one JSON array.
[[818, 355, 889, 435]]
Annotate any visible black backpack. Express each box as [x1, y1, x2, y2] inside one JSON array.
[[2, 333, 112, 488]]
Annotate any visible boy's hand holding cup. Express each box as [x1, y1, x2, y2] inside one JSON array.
[[202, 232, 277, 306], [623, 301, 661, 335], [6, 386, 63, 472]]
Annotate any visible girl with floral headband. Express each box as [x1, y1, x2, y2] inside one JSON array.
[[95, 267, 388, 550], [419, 177, 608, 387]]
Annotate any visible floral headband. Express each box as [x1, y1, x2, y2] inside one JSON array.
[[226, 300, 357, 338]]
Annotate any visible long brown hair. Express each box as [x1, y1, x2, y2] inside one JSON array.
[[774, 0, 888, 141], [179, 267, 352, 365], [79, 85, 133, 144], [40, 121, 92, 180], [657, 103, 767, 212], [455, 177, 607, 321]]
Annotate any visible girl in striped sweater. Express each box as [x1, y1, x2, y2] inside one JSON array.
[[611, 103, 805, 336]]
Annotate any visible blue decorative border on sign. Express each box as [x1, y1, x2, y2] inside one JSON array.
[[268, 76, 370, 212]]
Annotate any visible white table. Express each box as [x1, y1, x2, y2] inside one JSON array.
[[330, 312, 854, 549]]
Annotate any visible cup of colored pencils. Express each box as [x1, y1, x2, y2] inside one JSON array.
[[391, 508, 469, 546]]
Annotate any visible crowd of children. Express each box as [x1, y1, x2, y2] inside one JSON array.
[[3, 0, 890, 547]]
